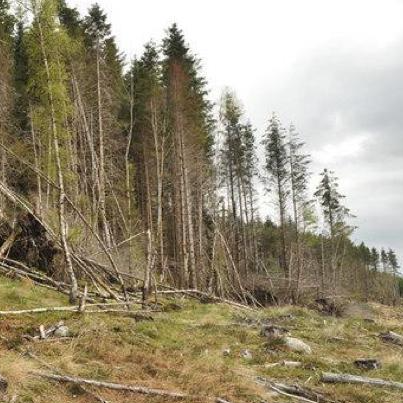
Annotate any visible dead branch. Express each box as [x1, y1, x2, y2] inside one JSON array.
[[321, 372, 403, 390], [26, 352, 110, 403], [0, 301, 144, 316], [256, 376, 339, 403], [31, 371, 188, 399]]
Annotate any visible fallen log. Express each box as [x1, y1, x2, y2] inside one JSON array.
[[31, 371, 188, 399], [26, 352, 110, 403], [321, 372, 403, 390], [379, 331, 403, 346], [256, 376, 338, 403], [0, 301, 144, 316]]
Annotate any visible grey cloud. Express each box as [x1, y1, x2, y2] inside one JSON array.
[[256, 40, 403, 263]]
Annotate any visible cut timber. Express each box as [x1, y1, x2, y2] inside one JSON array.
[[380, 331, 403, 346], [32, 372, 187, 399], [321, 372, 403, 390]]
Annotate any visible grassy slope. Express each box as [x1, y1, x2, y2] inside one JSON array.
[[0, 277, 402, 403]]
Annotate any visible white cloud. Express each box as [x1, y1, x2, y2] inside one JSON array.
[[312, 134, 369, 164]]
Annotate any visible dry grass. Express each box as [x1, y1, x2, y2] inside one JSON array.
[[0, 277, 402, 402]]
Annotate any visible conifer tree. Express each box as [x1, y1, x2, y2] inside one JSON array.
[[83, 3, 124, 247], [315, 168, 352, 292], [387, 249, 399, 274], [263, 113, 289, 277], [219, 90, 257, 279], [370, 247, 380, 271], [162, 24, 213, 289], [130, 42, 166, 279], [380, 248, 388, 271], [288, 123, 310, 297]]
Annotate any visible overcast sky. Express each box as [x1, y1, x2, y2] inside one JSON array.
[[72, 0, 403, 264]]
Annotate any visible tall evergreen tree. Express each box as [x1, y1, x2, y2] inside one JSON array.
[[288, 123, 310, 297], [162, 23, 214, 289], [380, 248, 388, 272], [370, 247, 380, 272], [315, 168, 352, 292], [263, 113, 289, 277], [82, 3, 124, 247]]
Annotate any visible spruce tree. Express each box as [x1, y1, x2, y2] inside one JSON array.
[[370, 247, 380, 272], [263, 113, 289, 277], [162, 23, 214, 289], [315, 168, 352, 292], [288, 123, 310, 297], [380, 248, 388, 271]]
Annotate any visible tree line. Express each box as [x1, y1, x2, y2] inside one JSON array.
[[0, 0, 400, 304]]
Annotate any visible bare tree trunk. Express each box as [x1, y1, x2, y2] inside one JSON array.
[[150, 99, 165, 279], [143, 229, 152, 302], [30, 108, 43, 216], [36, 13, 78, 303], [96, 39, 111, 249], [125, 72, 134, 272]]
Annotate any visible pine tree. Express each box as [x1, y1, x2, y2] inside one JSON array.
[[315, 168, 352, 293], [370, 247, 379, 271], [130, 42, 165, 280], [162, 23, 214, 289], [263, 113, 289, 277], [288, 123, 310, 297], [83, 3, 124, 247], [219, 89, 257, 279], [380, 248, 388, 271]]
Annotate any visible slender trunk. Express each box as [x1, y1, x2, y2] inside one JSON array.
[[125, 72, 134, 272], [96, 39, 111, 248], [150, 99, 165, 279], [30, 108, 42, 216], [37, 15, 78, 303], [289, 156, 301, 301]]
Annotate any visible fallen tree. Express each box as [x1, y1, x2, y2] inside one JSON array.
[[31, 371, 188, 399], [255, 376, 340, 403], [321, 372, 403, 390], [0, 301, 147, 316]]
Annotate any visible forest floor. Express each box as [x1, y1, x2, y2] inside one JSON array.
[[0, 277, 402, 403]]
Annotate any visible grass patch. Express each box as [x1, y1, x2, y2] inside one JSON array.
[[0, 277, 402, 402]]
